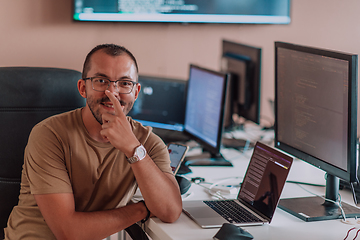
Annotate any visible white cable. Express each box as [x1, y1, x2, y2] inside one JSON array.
[[180, 175, 226, 200], [182, 175, 241, 200], [208, 177, 241, 198], [295, 183, 349, 221]]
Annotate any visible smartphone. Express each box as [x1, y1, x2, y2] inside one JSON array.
[[167, 142, 189, 174]]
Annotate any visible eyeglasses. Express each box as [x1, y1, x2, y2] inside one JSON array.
[[83, 77, 137, 94]]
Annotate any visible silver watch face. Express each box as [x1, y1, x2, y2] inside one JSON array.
[[135, 145, 146, 160], [128, 145, 146, 164]]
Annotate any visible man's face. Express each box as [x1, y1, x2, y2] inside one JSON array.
[[83, 50, 139, 125]]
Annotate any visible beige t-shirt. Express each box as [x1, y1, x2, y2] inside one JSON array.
[[4, 108, 172, 239]]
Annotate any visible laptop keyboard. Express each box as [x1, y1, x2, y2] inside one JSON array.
[[204, 200, 262, 223]]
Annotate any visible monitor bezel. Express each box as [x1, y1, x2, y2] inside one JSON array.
[[183, 64, 229, 156], [274, 41, 358, 183]]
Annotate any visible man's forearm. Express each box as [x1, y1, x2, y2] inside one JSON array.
[[35, 194, 148, 240], [130, 157, 183, 223]]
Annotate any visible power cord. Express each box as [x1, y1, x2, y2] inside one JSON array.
[[344, 227, 360, 240], [207, 177, 242, 197], [293, 181, 360, 240], [286, 180, 325, 187], [182, 175, 242, 200], [294, 182, 347, 221]]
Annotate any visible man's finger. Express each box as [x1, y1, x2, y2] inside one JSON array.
[[105, 90, 124, 115]]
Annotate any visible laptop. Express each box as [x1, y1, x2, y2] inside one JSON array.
[[182, 141, 293, 228]]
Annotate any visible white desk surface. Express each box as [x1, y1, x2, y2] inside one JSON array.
[[145, 145, 360, 240]]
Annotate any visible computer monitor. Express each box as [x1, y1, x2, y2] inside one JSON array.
[[73, 0, 291, 24], [183, 64, 232, 167], [128, 75, 188, 143], [221, 40, 262, 128], [274, 41, 360, 221]]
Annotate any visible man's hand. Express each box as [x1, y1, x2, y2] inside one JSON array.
[[100, 91, 182, 223], [34, 193, 148, 240], [100, 90, 140, 157]]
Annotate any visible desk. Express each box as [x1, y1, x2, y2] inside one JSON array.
[[144, 146, 360, 240]]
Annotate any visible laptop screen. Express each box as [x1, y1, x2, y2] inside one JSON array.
[[238, 142, 293, 220]]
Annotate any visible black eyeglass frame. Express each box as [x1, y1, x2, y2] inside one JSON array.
[[83, 77, 138, 94]]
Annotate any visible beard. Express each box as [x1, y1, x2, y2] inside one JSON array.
[[86, 94, 134, 125]]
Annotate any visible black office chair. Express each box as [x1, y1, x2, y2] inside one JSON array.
[[125, 224, 149, 240], [0, 67, 149, 240], [0, 67, 85, 239]]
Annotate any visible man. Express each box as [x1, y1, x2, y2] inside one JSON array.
[[4, 44, 182, 239]]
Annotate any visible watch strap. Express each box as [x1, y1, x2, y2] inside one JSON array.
[[127, 145, 146, 164]]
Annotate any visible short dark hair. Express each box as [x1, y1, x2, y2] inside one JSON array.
[[82, 44, 139, 79]]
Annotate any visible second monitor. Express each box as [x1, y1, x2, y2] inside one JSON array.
[[221, 39, 262, 149], [184, 64, 232, 167], [221, 39, 262, 129]]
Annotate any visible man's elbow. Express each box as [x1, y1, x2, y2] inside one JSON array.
[[50, 224, 85, 240], [158, 203, 182, 223], [52, 229, 78, 240], [164, 212, 181, 223]]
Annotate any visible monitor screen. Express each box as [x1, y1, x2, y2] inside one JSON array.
[[221, 40, 262, 127], [73, 0, 291, 24], [128, 75, 186, 131], [183, 64, 231, 166], [274, 41, 358, 221]]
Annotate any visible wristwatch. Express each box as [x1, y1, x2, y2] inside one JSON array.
[[127, 145, 147, 164]]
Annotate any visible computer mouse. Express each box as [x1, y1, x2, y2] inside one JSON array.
[[213, 223, 254, 240]]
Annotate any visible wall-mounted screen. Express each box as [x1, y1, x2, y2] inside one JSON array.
[[73, 0, 291, 24]]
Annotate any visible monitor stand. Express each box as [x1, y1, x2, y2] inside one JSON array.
[[278, 174, 360, 221], [184, 151, 233, 167], [222, 137, 254, 149], [222, 120, 254, 150]]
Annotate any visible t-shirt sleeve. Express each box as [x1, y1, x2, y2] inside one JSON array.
[[144, 132, 173, 175], [24, 123, 73, 195]]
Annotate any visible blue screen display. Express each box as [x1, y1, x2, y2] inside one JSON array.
[[73, 0, 291, 24], [184, 66, 225, 148]]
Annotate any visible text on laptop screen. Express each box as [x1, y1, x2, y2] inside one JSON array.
[[239, 143, 293, 219]]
